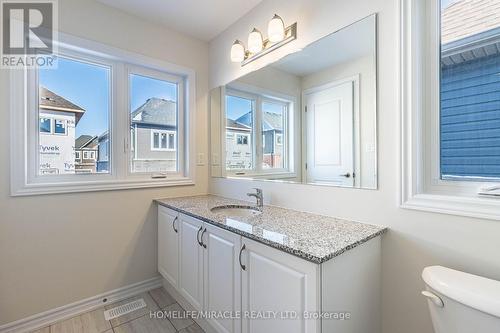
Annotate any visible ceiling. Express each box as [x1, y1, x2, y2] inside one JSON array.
[[272, 16, 376, 77], [96, 0, 263, 41]]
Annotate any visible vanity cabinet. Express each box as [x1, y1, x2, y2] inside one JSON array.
[[179, 213, 204, 311], [157, 205, 381, 333], [157, 206, 179, 288], [240, 238, 319, 333], [203, 223, 242, 333]]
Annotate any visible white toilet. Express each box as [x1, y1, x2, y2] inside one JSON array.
[[422, 266, 500, 333]]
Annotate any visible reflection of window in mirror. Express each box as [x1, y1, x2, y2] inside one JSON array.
[[225, 92, 255, 172], [262, 100, 287, 170], [225, 88, 292, 176]]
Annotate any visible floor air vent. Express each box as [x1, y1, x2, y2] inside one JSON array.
[[103, 298, 147, 320]]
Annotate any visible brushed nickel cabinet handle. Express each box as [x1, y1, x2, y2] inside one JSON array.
[[196, 226, 203, 246], [201, 228, 207, 248], [172, 216, 178, 233], [239, 244, 246, 270]]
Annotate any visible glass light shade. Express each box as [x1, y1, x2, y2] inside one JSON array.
[[268, 14, 285, 43], [248, 28, 263, 53], [230, 40, 245, 62]]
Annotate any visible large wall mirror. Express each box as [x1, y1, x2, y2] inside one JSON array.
[[210, 14, 377, 189]]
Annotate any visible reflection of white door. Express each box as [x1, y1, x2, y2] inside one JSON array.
[[305, 81, 354, 186]]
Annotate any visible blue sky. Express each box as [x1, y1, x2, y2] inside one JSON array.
[[441, 0, 459, 9], [226, 95, 283, 121], [130, 74, 177, 111], [39, 57, 177, 137], [226, 95, 252, 120]]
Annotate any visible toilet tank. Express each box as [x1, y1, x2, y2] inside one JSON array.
[[422, 266, 500, 333]]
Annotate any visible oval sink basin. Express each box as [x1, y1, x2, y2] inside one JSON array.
[[210, 205, 262, 218]]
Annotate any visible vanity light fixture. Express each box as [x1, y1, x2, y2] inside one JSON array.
[[268, 14, 285, 42], [230, 40, 245, 62], [248, 28, 264, 53], [230, 14, 297, 66]]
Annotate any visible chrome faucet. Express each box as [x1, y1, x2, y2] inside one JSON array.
[[247, 188, 263, 210]]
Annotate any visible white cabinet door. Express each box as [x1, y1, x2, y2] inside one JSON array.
[[203, 223, 242, 333], [179, 214, 204, 310], [158, 206, 179, 288], [241, 238, 320, 333]]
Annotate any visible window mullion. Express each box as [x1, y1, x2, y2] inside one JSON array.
[[113, 62, 127, 180], [255, 96, 263, 173]]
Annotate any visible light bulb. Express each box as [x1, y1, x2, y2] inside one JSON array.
[[268, 14, 285, 43], [248, 28, 263, 53], [230, 40, 245, 62]]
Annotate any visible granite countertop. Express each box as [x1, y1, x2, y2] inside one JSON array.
[[155, 195, 387, 264]]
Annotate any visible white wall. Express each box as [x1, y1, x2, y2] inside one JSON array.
[[208, 1, 500, 333], [0, 0, 209, 325]]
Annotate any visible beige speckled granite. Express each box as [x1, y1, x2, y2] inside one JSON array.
[[155, 195, 387, 264]]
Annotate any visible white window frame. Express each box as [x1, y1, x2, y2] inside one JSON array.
[[224, 85, 295, 178], [10, 32, 196, 196], [150, 130, 177, 152], [75, 151, 81, 160], [401, 0, 500, 220]]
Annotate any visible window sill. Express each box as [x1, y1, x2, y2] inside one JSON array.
[[11, 177, 195, 197], [227, 171, 297, 180], [401, 193, 500, 221]]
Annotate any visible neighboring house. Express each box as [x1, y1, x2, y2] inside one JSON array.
[[130, 98, 177, 172], [440, 0, 500, 179], [97, 131, 109, 173], [226, 111, 283, 170], [75, 135, 98, 173], [226, 118, 252, 170], [39, 86, 85, 175], [261, 111, 284, 169]]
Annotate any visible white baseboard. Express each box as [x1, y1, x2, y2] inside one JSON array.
[[0, 276, 162, 333]]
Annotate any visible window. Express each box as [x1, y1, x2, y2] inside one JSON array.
[[38, 55, 110, 175], [10, 35, 195, 196], [401, 0, 500, 219], [439, 0, 500, 182], [40, 118, 51, 133], [225, 93, 254, 171], [225, 88, 292, 174], [151, 130, 176, 151], [276, 134, 283, 145], [262, 100, 286, 170], [237, 134, 249, 145], [54, 119, 67, 135], [129, 70, 183, 173]]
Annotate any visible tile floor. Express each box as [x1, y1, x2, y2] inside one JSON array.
[[30, 288, 205, 333]]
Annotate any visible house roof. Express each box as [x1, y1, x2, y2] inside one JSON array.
[[131, 98, 177, 127], [39, 86, 85, 124], [75, 135, 98, 149], [442, 0, 500, 44], [262, 112, 283, 131], [441, 0, 500, 66], [226, 118, 251, 131], [233, 111, 283, 131]]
